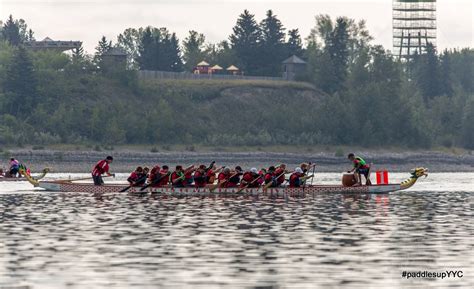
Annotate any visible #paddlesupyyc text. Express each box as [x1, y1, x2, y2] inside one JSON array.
[[402, 270, 463, 279]]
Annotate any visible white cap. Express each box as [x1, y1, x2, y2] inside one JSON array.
[[250, 168, 258, 174], [295, 167, 303, 174]]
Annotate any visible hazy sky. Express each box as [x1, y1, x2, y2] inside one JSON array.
[[1, 0, 472, 54]]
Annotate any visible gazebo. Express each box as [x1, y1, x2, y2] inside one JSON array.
[[226, 65, 240, 76], [210, 64, 223, 74], [194, 61, 210, 74]]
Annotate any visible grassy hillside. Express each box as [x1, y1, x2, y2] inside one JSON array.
[[1, 70, 327, 146]]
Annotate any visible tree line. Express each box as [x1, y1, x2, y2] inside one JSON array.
[[0, 13, 473, 149]]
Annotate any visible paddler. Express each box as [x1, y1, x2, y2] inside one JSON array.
[[139, 167, 150, 186], [264, 166, 277, 188], [184, 166, 196, 187], [240, 168, 260, 188], [157, 165, 170, 187], [91, 156, 114, 186], [216, 167, 231, 188], [289, 167, 305, 187], [148, 165, 161, 187], [170, 165, 186, 188], [347, 153, 372, 186], [206, 164, 224, 185], [274, 164, 288, 186], [127, 166, 144, 186], [9, 158, 20, 177], [193, 165, 208, 188], [227, 166, 243, 187]]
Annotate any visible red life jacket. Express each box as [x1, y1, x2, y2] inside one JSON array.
[[148, 166, 161, 182], [206, 170, 216, 184], [289, 173, 303, 188], [264, 172, 274, 184], [171, 171, 184, 187], [157, 170, 169, 187], [127, 171, 140, 184], [241, 172, 259, 188], [194, 170, 207, 188], [274, 168, 285, 185], [217, 173, 229, 186]]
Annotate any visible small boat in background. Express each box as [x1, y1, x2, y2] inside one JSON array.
[[0, 168, 50, 182]]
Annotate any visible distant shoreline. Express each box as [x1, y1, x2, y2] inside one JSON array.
[[3, 148, 473, 173]]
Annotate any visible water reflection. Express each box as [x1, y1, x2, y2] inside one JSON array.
[[0, 190, 472, 288]]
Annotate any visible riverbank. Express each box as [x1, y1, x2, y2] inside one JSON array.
[[2, 147, 473, 173]]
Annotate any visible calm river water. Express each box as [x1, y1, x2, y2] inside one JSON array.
[[0, 173, 472, 288]]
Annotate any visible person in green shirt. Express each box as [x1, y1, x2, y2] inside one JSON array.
[[347, 153, 372, 186]]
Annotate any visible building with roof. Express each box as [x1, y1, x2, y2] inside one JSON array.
[[210, 64, 223, 74], [102, 47, 128, 68], [193, 60, 211, 74], [282, 55, 307, 80], [226, 65, 240, 75], [25, 37, 82, 52]]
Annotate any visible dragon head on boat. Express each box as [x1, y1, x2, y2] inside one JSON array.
[[411, 167, 429, 179], [399, 167, 428, 190], [19, 167, 51, 187]]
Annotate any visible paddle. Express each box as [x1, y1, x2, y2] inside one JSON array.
[[206, 161, 216, 172], [263, 171, 286, 190], [236, 175, 263, 193], [209, 171, 241, 192], [120, 175, 148, 193], [57, 174, 114, 183], [140, 172, 170, 191], [309, 163, 316, 186], [302, 162, 314, 193]]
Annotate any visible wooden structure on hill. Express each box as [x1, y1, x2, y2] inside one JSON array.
[[26, 37, 82, 52]]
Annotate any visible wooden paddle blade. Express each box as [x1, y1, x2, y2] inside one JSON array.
[[119, 186, 132, 192]]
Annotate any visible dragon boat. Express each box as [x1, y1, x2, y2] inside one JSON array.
[[0, 168, 50, 182], [22, 168, 428, 197]]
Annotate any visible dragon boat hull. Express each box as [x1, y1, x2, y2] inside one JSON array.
[[25, 168, 428, 197], [35, 181, 402, 196]]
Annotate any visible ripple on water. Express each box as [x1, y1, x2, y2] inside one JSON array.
[[0, 175, 473, 288]]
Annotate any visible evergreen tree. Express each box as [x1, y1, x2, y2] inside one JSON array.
[[4, 46, 37, 115], [2, 15, 21, 46], [72, 45, 85, 63], [94, 36, 112, 68], [411, 43, 441, 100], [259, 10, 286, 76], [287, 29, 304, 58], [326, 17, 350, 92], [167, 33, 183, 72], [137, 27, 156, 70], [439, 50, 454, 96], [230, 10, 262, 75], [182, 30, 206, 71]]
